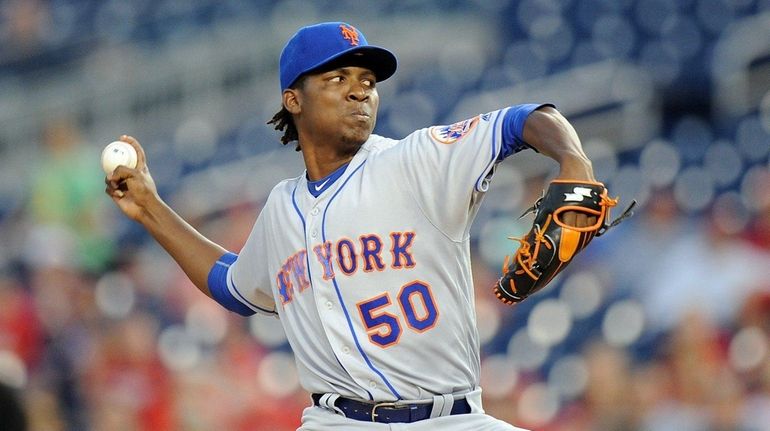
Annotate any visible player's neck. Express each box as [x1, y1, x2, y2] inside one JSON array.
[[298, 131, 365, 180], [301, 144, 356, 181]]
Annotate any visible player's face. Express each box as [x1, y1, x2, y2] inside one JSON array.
[[297, 66, 379, 154]]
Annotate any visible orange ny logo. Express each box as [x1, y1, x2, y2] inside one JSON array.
[[339, 24, 359, 46]]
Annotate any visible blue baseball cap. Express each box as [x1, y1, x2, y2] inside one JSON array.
[[279, 22, 397, 91]]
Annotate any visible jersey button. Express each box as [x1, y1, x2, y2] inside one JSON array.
[[342, 346, 350, 354], [369, 380, 377, 389], [311, 229, 318, 238], [311, 207, 320, 216], [325, 301, 333, 310]]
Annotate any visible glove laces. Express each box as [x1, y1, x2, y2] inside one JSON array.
[[504, 214, 554, 280]]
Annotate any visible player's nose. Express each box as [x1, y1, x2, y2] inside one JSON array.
[[347, 82, 369, 102]]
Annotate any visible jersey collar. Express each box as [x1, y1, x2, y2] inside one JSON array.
[[307, 162, 350, 198]]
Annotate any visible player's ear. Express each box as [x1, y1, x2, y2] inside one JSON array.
[[283, 89, 301, 115]]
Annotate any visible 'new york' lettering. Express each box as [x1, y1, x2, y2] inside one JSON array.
[[277, 231, 417, 305]]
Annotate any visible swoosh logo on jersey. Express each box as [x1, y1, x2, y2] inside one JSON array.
[[314, 178, 331, 192], [564, 186, 593, 202]]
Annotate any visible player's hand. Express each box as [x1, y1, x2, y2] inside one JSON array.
[[560, 211, 597, 229], [104, 135, 159, 222], [555, 157, 597, 228]]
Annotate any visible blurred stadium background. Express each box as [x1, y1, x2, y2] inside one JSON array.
[[1, 0, 770, 430]]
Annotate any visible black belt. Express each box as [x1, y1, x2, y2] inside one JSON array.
[[311, 393, 471, 423]]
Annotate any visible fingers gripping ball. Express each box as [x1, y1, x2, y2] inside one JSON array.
[[493, 180, 636, 305], [101, 141, 138, 174]]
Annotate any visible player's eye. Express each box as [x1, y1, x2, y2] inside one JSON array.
[[330, 76, 344, 83], [362, 78, 374, 87]]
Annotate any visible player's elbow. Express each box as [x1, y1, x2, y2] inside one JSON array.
[[525, 108, 581, 154], [527, 106, 573, 138]]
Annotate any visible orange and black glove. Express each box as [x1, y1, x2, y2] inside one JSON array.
[[493, 180, 635, 305]]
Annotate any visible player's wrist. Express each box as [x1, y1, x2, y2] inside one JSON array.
[[135, 192, 168, 226], [555, 155, 594, 181]]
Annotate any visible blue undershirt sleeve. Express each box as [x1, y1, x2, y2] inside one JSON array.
[[498, 103, 555, 161], [207, 252, 257, 316]]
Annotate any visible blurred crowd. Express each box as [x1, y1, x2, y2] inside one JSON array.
[[2, 0, 770, 430]]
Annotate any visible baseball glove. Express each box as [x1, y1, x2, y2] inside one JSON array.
[[493, 179, 635, 305]]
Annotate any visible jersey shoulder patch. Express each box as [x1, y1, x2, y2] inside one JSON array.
[[429, 116, 479, 144]]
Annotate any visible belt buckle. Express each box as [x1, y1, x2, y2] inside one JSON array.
[[371, 401, 399, 422]]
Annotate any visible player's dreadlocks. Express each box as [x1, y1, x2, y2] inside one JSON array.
[[267, 75, 307, 152], [267, 107, 300, 151]]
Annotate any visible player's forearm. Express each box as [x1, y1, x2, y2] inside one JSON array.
[[523, 106, 595, 181], [138, 196, 227, 297]]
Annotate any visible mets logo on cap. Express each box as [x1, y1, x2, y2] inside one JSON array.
[[339, 24, 360, 46], [430, 117, 479, 144]]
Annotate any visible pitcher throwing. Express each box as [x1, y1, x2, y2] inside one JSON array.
[[105, 22, 624, 430]]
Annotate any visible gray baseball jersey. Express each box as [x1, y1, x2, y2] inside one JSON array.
[[222, 107, 530, 403]]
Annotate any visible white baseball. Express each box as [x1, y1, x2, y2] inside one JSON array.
[[101, 141, 138, 174]]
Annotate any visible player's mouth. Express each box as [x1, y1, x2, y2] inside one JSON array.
[[350, 111, 370, 120]]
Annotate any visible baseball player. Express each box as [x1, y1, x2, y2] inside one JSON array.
[[105, 22, 603, 430]]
